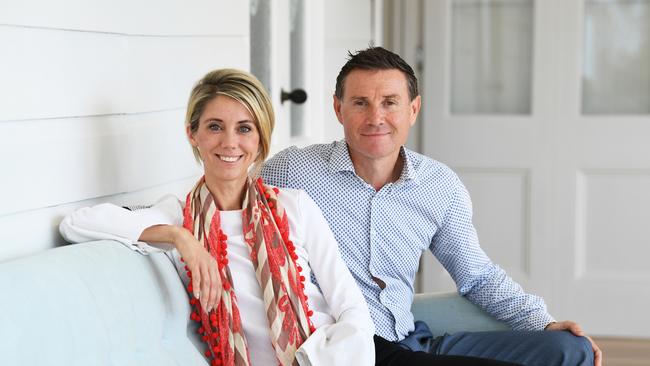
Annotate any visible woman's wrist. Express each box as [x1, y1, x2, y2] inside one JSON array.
[[169, 225, 190, 251], [140, 224, 188, 250]]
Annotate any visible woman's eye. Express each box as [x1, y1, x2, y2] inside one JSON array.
[[239, 125, 252, 133], [208, 123, 222, 131]]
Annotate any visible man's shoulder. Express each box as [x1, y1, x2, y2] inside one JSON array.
[[403, 147, 461, 186], [275, 141, 340, 166]]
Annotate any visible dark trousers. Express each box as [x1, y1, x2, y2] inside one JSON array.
[[375, 335, 521, 366], [433, 330, 594, 366], [375, 329, 594, 366]]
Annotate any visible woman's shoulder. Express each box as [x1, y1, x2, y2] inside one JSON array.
[[272, 186, 302, 200], [150, 194, 184, 212], [271, 187, 318, 211]]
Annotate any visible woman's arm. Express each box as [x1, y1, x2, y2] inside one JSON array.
[[59, 194, 182, 252], [59, 195, 221, 312], [293, 191, 375, 366]]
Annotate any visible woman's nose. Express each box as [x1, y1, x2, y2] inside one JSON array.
[[220, 130, 238, 147]]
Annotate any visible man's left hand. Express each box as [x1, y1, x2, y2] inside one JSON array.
[[545, 321, 602, 366]]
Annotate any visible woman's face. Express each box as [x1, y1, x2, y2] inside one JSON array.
[[188, 95, 260, 185]]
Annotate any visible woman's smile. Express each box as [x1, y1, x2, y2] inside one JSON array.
[[217, 154, 243, 163]]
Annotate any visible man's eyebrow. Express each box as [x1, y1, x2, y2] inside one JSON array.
[[383, 94, 401, 99]]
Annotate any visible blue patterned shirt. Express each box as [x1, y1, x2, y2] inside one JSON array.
[[261, 140, 554, 341]]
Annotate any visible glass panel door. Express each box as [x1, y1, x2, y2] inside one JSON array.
[[450, 0, 534, 114], [582, 0, 650, 114]]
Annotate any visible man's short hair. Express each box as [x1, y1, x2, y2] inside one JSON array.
[[335, 47, 419, 101]]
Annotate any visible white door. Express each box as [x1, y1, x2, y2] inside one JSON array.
[[250, 0, 323, 152], [420, 0, 650, 338]]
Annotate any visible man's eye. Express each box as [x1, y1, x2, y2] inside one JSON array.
[[354, 101, 366, 106]]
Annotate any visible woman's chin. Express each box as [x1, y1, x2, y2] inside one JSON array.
[[204, 169, 249, 184]]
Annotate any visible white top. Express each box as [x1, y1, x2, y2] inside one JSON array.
[[60, 188, 375, 366]]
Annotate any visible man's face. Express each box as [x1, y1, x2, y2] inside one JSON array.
[[334, 69, 420, 165]]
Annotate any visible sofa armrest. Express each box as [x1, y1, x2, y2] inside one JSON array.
[[411, 292, 510, 337]]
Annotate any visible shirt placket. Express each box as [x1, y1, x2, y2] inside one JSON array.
[[369, 183, 401, 340]]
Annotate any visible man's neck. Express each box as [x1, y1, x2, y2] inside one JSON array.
[[349, 150, 404, 191]]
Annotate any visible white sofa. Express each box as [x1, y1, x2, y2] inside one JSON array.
[[0, 240, 508, 365]]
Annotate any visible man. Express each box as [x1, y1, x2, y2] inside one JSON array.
[[260, 47, 600, 365]]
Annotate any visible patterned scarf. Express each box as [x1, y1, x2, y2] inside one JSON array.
[[183, 176, 314, 366]]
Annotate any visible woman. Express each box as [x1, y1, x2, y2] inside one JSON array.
[[60, 69, 375, 366]]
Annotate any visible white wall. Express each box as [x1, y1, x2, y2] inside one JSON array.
[[0, 0, 250, 261]]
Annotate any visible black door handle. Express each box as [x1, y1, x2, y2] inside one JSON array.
[[281, 88, 307, 104]]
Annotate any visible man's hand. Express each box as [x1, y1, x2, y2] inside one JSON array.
[[545, 321, 602, 366]]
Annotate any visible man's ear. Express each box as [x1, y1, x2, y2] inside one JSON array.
[[409, 95, 422, 127], [333, 95, 344, 125]]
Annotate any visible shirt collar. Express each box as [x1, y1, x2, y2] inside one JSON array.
[[328, 140, 419, 184], [328, 140, 356, 173], [399, 147, 419, 183]]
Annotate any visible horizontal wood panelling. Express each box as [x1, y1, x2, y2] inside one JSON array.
[[0, 1, 250, 262], [0, 110, 201, 216], [0, 0, 248, 36], [0, 26, 249, 121]]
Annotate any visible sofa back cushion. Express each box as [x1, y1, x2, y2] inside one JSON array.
[[0, 240, 207, 365]]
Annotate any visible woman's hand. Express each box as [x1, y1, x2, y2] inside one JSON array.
[[172, 227, 222, 312], [140, 225, 222, 313]]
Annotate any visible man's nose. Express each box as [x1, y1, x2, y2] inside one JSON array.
[[367, 105, 385, 124]]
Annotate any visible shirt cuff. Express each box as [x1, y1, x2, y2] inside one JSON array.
[[295, 322, 374, 366]]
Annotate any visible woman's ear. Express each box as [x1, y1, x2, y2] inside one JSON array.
[[186, 124, 197, 147]]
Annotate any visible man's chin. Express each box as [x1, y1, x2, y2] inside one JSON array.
[[351, 145, 399, 162]]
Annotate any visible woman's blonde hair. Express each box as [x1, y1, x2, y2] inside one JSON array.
[[185, 69, 274, 165]]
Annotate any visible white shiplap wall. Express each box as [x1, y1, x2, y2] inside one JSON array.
[[0, 1, 250, 261]]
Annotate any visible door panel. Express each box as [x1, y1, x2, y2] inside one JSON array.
[[422, 0, 650, 337]]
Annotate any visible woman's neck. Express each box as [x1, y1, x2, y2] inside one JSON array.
[[204, 175, 248, 211]]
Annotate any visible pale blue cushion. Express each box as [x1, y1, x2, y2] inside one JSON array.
[[0, 240, 207, 366], [411, 292, 510, 337]]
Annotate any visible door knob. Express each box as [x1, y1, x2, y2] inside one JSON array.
[[280, 88, 307, 104]]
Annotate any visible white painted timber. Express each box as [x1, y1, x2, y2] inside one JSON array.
[[0, 26, 249, 121], [0, 0, 248, 36]]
